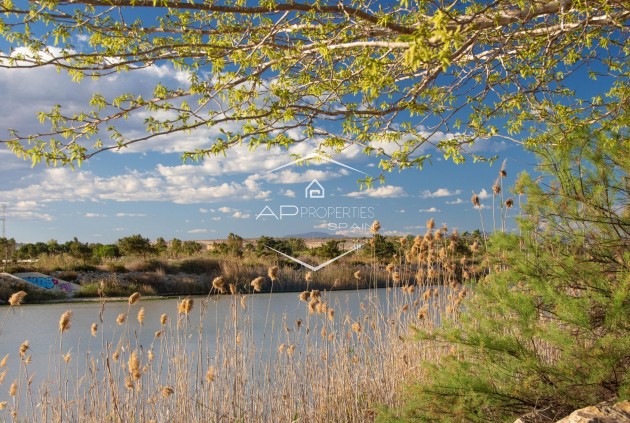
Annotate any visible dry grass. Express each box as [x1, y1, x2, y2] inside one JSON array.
[[0, 225, 482, 422]]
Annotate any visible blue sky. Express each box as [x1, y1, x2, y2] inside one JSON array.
[[0, 33, 560, 244]]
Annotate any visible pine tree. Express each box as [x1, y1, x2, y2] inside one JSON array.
[[383, 127, 629, 422]]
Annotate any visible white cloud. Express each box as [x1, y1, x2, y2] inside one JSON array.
[[346, 185, 406, 198], [199, 208, 209, 213], [260, 168, 348, 184], [477, 188, 490, 200], [116, 213, 147, 217], [14, 201, 38, 209], [0, 166, 272, 206], [418, 207, 440, 213], [232, 211, 251, 219], [218, 207, 233, 213], [188, 229, 208, 234], [7, 211, 54, 221], [85, 213, 107, 218], [383, 230, 410, 236], [446, 198, 464, 205], [280, 189, 296, 198], [335, 229, 370, 237], [420, 188, 462, 199]]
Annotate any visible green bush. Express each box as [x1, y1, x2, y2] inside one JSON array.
[[382, 129, 630, 422]]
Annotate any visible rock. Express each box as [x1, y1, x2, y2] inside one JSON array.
[[555, 400, 630, 423], [515, 400, 630, 423]]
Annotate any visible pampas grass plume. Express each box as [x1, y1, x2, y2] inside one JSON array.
[[268, 266, 279, 281], [59, 310, 72, 333], [8, 291, 26, 306], [19, 340, 29, 357], [250, 276, 264, 292], [178, 298, 193, 315], [128, 292, 140, 305]]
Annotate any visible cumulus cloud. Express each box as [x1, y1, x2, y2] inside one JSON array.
[[477, 188, 491, 200], [418, 207, 440, 213], [85, 213, 107, 218], [0, 166, 272, 206], [7, 211, 54, 221], [232, 211, 251, 219], [346, 185, 406, 198], [280, 189, 296, 198], [446, 198, 464, 205], [420, 188, 462, 199]]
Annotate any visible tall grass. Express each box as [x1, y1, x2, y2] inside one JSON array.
[[0, 223, 479, 422]]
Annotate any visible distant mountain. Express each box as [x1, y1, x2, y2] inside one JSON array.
[[284, 231, 345, 239]]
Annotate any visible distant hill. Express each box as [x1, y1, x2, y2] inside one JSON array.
[[284, 231, 345, 239]]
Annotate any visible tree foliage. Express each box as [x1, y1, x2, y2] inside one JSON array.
[[117, 234, 154, 259], [384, 127, 630, 422], [0, 1, 627, 174]]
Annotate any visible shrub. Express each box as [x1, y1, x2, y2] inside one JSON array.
[[383, 129, 630, 422]]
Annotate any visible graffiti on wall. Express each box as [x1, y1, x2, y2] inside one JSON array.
[[21, 276, 75, 293]]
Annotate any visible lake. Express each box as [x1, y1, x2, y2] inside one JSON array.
[[0, 286, 448, 422]]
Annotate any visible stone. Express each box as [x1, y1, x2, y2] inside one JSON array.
[[555, 400, 630, 423], [514, 400, 630, 423]]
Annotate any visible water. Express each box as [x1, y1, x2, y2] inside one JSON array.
[[0, 288, 414, 387]]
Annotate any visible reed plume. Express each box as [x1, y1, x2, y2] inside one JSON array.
[[178, 298, 194, 315], [129, 350, 141, 380], [19, 340, 29, 357], [116, 313, 127, 325], [250, 276, 264, 292], [268, 266, 279, 281], [8, 291, 27, 306], [59, 311, 72, 333], [90, 323, 98, 337], [137, 307, 145, 325], [370, 220, 381, 234], [128, 292, 140, 305], [212, 276, 226, 294]]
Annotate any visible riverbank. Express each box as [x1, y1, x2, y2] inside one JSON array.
[[1, 258, 400, 304]]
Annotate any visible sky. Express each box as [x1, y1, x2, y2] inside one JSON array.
[[0, 59, 532, 245], [0, 13, 584, 245]]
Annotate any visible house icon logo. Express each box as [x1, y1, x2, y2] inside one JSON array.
[[305, 179, 325, 198]]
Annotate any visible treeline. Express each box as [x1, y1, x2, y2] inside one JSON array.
[[0, 235, 204, 263], [1, 230, 486, 266]]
